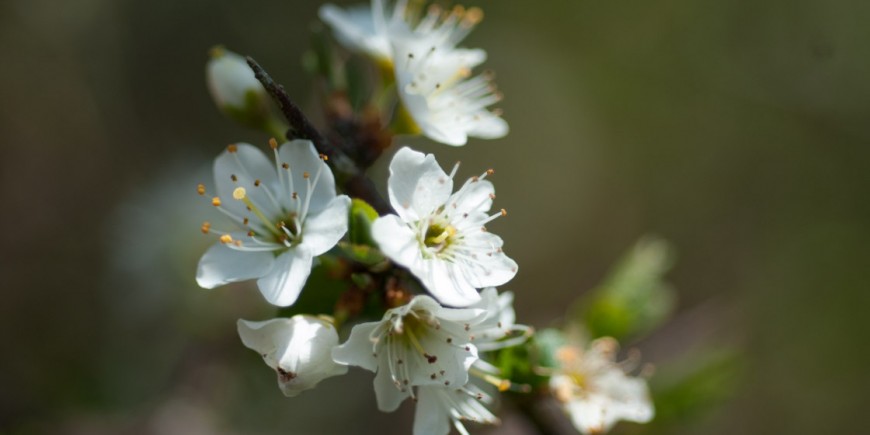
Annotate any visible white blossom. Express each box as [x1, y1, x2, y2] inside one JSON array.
[[196, 140, 351, 307], [411, 287, 531, 435], [390, 3, 508, 145], [550, 338, 654, 434], [238, 316, 348, 397], [320, 1, 508, 145], [331, 295, 486, 412], [372, 147, 517, 307]]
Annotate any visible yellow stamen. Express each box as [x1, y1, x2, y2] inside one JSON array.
[[197, 183, 206, 196], [220, 234, 233, 244], [268, 138, 278, 149], [211, 197, 221, 207], [200, 221, 211, 234]]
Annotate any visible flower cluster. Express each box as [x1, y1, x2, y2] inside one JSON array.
[[196, 1, 660, 434]]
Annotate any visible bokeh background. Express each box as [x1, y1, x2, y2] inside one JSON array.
[[2, 0, 868, 434]]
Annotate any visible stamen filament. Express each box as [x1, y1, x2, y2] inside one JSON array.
[[233, 187, 281, 237]]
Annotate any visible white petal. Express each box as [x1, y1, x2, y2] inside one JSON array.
[[594, 370, 655, 424], [447, 179, 495, 218], [277, 140, 337, 216], [387, 147, 453, 222], [331, 322, 381, 372], [301, 195, 350, 255], [319, 4, 391, 60], [567, 397, 611, 434], [256, 246, 313, 307], [374, 358, 410, 412], [213, 143, 282, 223], [196, 240, 274, 288], [414, 388, 450, 435], [467, 112, 509, 139], [426, 259, 482, 307], [371, 214, 421, 267]]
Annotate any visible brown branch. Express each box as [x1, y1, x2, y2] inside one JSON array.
[[246, 56, 393, 215]]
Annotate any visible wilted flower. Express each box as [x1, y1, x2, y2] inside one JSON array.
[[550, 338, 654, 434], [196, 140, 351, 306], [372, 147, 517, 307], [206, 47, 271, 128], [331, 295, 485, 412], [238, 316, 348, 396]]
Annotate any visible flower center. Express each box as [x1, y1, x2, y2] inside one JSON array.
[[423, 221, 457, 252]]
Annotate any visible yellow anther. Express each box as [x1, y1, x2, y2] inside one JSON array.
[[196, 183, 206, 196], [465, 7, 484, 24], [211, 197, 221, 207], [303, 171, 310, 179], [319, 153, 328, 161], [232, 187, 247, 200], [268, 138, 278, 149], [500, 209, 507, 217], [200, 222, 211, 234], [227, 144, 238, 153], [220, 234, 233, 244], [486, 169, 495, 175]]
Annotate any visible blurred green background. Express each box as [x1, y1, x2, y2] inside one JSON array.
[[2, 0, 868, 433]]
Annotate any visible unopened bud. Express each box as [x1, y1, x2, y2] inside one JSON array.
[[206, 46, 271, 129]]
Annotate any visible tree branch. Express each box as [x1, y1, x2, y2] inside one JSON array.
[[246, 56, 393, 215]]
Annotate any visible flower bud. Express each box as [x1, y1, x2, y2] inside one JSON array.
[[206, 46, 271, 129], [237, 316, 348, 397]]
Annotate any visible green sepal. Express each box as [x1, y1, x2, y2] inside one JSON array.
[[348, 198, 379, 246], [221, 89, 272, 130], [337, 242, 387, 268]]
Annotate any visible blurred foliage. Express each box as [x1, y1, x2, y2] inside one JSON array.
[[574, 237, 676, 342], [2, 0, 869, 433]]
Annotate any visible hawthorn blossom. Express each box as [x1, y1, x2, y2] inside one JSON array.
[[320, 1, 508, 145], [390, 3, 508, 145], [237, 316, 348, 397], [372, 147, 517, 307], [411, 288, 531, 435], [550, 338, 654, 434], [331, 295, 485, 412], [196, 140, 351, 306]]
